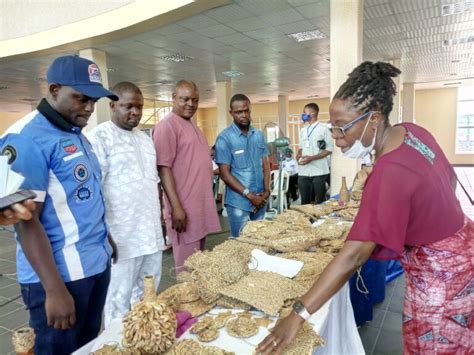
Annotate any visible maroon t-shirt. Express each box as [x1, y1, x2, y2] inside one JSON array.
[[347, 123, 465, 259]]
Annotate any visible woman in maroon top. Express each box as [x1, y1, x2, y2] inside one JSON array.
[[257, 62, 472, 354]]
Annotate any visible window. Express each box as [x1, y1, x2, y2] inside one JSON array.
[[455, 85, 474, 154]]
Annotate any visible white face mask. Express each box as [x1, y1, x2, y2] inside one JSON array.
[[342, 117, 376, 160]]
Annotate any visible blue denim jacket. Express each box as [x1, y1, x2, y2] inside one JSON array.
[[215, 123, 269, 212]]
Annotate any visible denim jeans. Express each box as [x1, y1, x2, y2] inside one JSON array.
[[226, 204, 266, 237], [20, 266, 111, 355]]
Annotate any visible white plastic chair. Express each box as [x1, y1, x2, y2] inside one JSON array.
[[269, 169, 290, 213]]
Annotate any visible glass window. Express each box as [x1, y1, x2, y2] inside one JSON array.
[[455, 85, 474, 154]]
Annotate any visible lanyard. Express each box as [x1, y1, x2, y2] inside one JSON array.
[[307, 122, 319, 140]]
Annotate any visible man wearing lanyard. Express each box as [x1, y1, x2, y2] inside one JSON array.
[[0, 55, 118, 354], [296, 103, 333, 204]]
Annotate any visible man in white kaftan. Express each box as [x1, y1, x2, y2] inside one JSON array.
[[88, 82, 164, 328]]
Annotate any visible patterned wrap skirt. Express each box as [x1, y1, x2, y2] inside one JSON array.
[[400, 218, 473, 354]]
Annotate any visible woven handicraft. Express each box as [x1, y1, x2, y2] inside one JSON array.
[[93, 344, 140, 355], [212, 240, 271, 259], [213, 311, 233, 328], [334, 207, 359, 221], [273, 210, 313, 227], [277, 309, 326, 355], [281, 252, 333, 291], [219, 271, 305, 316], [185, 249, 249, 304], [226, 316, 258, 338], [177, 299, 215, 317], [166, 340, 236, 355], [216, 295, 252, 310], [176, 271, 194, 283], [240, 220, 289, 240], [122, 301, 176, 354], [314, 223, 350, 241], [290, 203, 334, 218], [156, 282, 200, 305]]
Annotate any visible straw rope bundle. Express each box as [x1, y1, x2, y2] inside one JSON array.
[[220, 271, 305, 316]]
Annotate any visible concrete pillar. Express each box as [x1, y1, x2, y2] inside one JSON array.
[[216, 81, 232, 134], [79, 48, 111, 130], [330, 0, 364, 195], [278, 94, 289, 136], [402, 82, 416, 123], [389, 59, 401, 125]]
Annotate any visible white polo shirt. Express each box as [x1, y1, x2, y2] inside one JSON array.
[[298, 121, 333, 177]]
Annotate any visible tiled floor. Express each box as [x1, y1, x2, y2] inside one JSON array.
[[1, 170, 472, 354]]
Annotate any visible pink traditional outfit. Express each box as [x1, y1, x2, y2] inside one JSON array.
[[348, 123, 472, 354], [153, 112, 221, 274]]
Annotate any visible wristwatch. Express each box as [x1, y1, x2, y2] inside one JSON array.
[[242, 188, 250, 197], [292, 300, 311, 321]]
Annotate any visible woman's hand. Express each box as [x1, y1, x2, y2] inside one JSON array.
[[256, 312, 304, 354]]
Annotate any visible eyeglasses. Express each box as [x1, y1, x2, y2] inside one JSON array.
[[328, 111, 376, 138]]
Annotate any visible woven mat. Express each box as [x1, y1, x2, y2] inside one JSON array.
[[219, 271, 305, 316]]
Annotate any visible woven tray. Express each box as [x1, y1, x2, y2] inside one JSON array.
[[219, 271, 305, 316]]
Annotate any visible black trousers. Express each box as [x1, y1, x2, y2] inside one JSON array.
[[298, 174, 329, 204], [288, 174, 299, 201]]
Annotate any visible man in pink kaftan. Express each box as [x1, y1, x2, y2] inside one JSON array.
[[153, 80, 221, 275]]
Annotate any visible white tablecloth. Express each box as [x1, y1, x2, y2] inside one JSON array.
[[74, 283, 364, 355]]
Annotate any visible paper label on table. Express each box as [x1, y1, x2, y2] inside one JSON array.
[[6, 169, 25, 196], [248, 249, 303, 278]]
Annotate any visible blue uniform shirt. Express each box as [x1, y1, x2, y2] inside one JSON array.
[[0, 99, 111, 284], [215, 123, 269, 212]]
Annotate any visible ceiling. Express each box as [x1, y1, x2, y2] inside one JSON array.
[[0, 0, 473, 111]]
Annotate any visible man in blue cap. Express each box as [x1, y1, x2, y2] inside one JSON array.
[[0, 55, 118, 354]]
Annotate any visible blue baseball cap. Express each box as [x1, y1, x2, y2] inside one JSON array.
[[47, 55, 118, 101]]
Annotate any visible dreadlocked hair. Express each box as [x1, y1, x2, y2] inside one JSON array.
[[334, 61, 401, 120]]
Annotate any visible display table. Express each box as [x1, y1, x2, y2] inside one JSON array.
[[74, 283, 364, 355]]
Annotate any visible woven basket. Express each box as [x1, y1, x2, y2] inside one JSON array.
[[281, 252, 334, 291], [219, 271, 305, 316], [156, 282, 200, 305]]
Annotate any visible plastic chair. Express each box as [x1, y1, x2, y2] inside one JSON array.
[[269, 169, 290, 213]]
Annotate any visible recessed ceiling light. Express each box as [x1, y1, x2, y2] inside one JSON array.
[[452, 59, 461, 63], [289, 89, 296, 92], [288, 29, 327, 42], [20, 98, 37, 102], [450, 73, 457, 76], [264, 83, 271, 86], [34, 77, 46, 82], [206, 89, 213, 92], [258, 99, 270, 103], [159, 53, 194, 63], [444, 82, 462, 86], [222, 71, 244, 77], [443, 36, 474, 46], [106, 68, 117, 72], [441, 3, 472, 16]]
